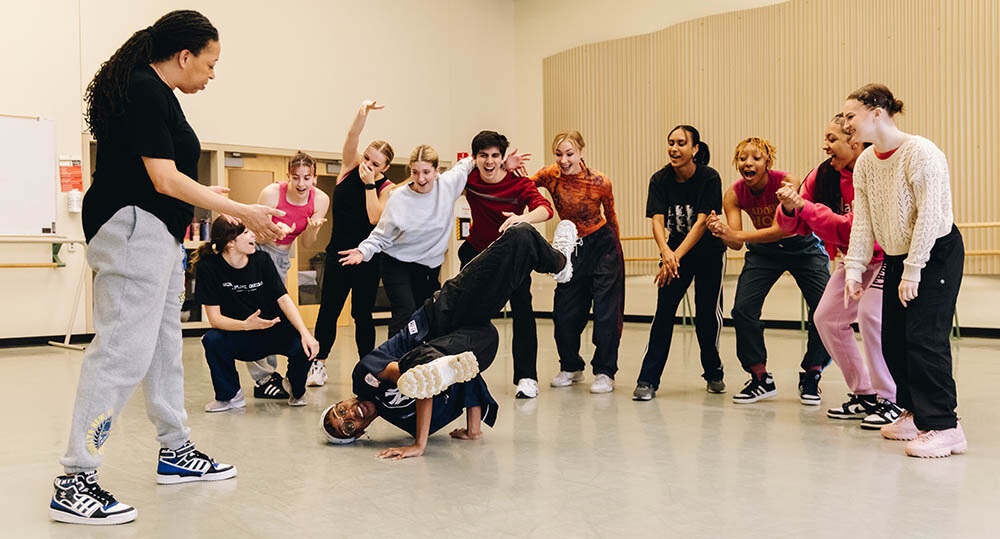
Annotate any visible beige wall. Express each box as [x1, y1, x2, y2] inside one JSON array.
[[513, 0, 785, 164], [541, 0, 1000, 275], [0, 0, 519, 339]]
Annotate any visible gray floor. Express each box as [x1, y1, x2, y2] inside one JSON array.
[[4, 320, 997, 538]]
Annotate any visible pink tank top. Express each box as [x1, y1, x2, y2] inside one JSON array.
[[273, 182, 316, 246], [732, 169, 786, 230]]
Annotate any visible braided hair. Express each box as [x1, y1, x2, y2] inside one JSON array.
[[84, 10, 218, 141]]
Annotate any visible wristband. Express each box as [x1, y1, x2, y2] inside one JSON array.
[[364, 183, 377, 191]]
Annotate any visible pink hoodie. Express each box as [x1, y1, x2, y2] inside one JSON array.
[[775, 163, 883, 262]]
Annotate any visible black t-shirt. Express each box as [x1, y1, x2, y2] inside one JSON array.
[[83, 65, 200, 243], [195, 251, 288, 323], [645, 164, 724, 253], [326, 167, 389, 252]]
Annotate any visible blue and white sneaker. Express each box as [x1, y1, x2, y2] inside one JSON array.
[[50, 471, 137, 525], [156, 441, 237, 485], [551, 220, 579, 284]]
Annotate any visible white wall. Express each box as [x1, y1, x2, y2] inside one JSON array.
[[512, 0, 786, 162]]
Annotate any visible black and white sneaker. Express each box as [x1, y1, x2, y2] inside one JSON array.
[[50, 471, 136, 525], [798, 370, 822, 406], [156, 441, 237, 485], [827, 393, 877, 419], [732, 373, 777, 404], [860, 399, 903, 430], [253, 372, 290, 400]]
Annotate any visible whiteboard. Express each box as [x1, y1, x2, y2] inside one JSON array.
[[0, 115, 58, 235]]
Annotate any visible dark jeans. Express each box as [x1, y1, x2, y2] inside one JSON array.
[[381, 255, 441, 336], [637, 248, 726, 389], [201, 324, 310, 401], [459, 240, 539, 383], [553, 224, 625, 378], [731, 236, 831, 374], [314, 251, 381, 360], [882, 225, 963, 430]]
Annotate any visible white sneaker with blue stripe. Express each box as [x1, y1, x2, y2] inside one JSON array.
[[156, 441, 237, 485], [50, 471, 136, 525]]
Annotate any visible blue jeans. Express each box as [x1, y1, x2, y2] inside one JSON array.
[[202, 324, 310, 401]]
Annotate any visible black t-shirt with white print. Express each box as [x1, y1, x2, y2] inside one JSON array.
[[645, 163, 725, 253], [83, 65, 201, 243], [195, 251, 288, 325]]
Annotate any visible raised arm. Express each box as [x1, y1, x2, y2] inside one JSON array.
[[342, 100, 384, 172]]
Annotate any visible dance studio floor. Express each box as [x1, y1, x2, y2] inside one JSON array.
[[4, 320, 997, 538]]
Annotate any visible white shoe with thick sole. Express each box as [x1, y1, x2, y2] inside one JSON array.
[[550, 370, 585, 387], [590, 374, 615, 394], [551, 220, 579, 284], [515, 378, 539, 399], [397, 352, 480, 399], [204, 389, 246, 413], [306, 361, 328, 387]]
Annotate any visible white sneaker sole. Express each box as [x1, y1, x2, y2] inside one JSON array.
[[49, 507, 137, 525], [550, 373, 584, 387], [397, 352, 479, 399], [156, 465, 237, 485]]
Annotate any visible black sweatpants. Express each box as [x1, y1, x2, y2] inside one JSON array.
[[314, 252, 382, 360], [459, 241, 539, 384], [381, 255, 441, 336], [553, 224, 625, 378], [637, 248, 726, 388], [881, 225, 963, 431]]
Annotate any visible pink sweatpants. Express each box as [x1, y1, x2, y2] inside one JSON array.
[[814, 259, 895, 400]]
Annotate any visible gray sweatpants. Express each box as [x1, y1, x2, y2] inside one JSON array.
[[244, 242, 291, 382], [61, 207, 190, 473]]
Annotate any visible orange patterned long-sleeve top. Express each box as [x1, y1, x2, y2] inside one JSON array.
[[532, 163, 619, 238]]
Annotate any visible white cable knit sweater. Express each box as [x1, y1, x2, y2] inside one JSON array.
[[845, 136, 953, 283]]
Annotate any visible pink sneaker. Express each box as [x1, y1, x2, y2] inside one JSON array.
[[904, 423, 967, 458], [881, 410, 918, 441]]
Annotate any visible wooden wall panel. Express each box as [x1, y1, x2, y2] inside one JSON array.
[[543, 0, 999, 274]]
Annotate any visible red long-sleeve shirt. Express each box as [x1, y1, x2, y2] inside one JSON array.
[[532, 163, 619, 238], [464, 169, 553, 251]]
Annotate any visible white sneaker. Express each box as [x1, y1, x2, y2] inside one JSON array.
[[590, 374, 615, 394], [551, 220, 579, 284], [306, 360, 328, 387], [515, 378, 539, 399], [550, 370, 584, 387], [397, 352, 480, 399], [288, 395, 307, 407], [204, 389, 246, 413]]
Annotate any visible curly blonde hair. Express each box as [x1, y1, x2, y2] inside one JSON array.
[[731, 137, 777, 169]]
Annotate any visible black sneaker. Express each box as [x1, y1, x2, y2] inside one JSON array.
[[253, 372, 290, 400], [827, 393, 877, 419], [798, 371, 822, 406], [156, 441, 237, 484], [732, 373, 777, 404], [632, 382, 655, 401], [860, 399, 903, 430], [50, 471, 136, 525]]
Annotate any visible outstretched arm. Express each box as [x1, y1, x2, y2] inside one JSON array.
[[377, 398, 432, 460]]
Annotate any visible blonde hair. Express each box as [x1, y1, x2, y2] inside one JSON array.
[[408, 144, 439, 169], [288, 151, 317, 175], [732, 137, 777, 168], [551, 130, 586, 154], [366, 140, 395, 167]]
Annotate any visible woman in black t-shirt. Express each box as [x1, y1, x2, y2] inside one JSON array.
[[313, 100, 396, 378], [51, 10, 285, 527], [633, 125, 728, 401], [193, 217, 320, 411]]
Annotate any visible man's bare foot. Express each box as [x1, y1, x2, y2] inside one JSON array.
[[449, 428, 482, 440]]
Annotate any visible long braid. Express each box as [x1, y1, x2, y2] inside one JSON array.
[[84, 10, 218, 141]]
